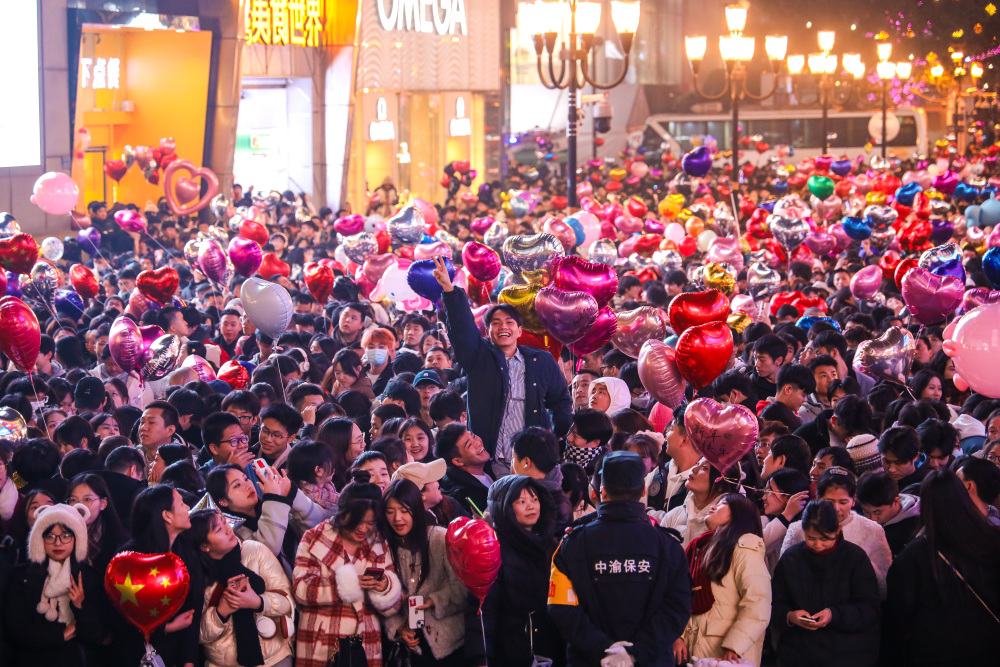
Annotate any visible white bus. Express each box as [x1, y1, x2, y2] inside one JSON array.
[[642, 107, 929, 162]]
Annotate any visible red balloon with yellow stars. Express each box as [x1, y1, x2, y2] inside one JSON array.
[[218, 360, 250, 390], [104, 551, 190, 641]]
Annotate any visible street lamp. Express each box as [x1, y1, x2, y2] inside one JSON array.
[[787, 30, 866, 154], [875, 43, 902, 159], [531, 0, 641, 209], [685, 5, 786, 172]]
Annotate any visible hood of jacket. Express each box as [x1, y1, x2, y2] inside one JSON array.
[[487, 474, 556, 553], [885, 492, 921, 526], [590, 376, 631, 415]]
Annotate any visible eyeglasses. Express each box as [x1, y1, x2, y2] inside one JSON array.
[[69, 496, 102, 504], [43, 533, 75, 545], [986, 454, 1000, 465], [260, 427, 288, 440], [232, 414, 254, 425], [754, 440, 772, 452], [222, 435, 251, 448]]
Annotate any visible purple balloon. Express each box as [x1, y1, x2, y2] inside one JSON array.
[[109, 315, 142, 373], [681, 146, 713, 178], [803, 230, 836, 256], [830, 159, 853, 177], [406, 258, 455, 302], [78, 227, 101, 254], [830, 223, 851, 252], [901, 267, 964, 325], [6, 271, 21, 298], [850, 265, 883, 301], [930, 218, 955, 245], [198, 240, 229, 284], [962, 287, 1000, 313], [54, 289, 84, 317], [137, 324, 165, 368], [932, 170, 959, 195], [333, 214, 365, 236], [534, 286, 600, 345], [919, 243, 965, 283], [228, 237, 263, 277], [644, 219, 665, 235]]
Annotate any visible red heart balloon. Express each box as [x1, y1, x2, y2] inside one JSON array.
[[104, 551, 190, 641], [136, 267, 179, 305], [218, 360, 250, 390], [258, 253, 290, 280], [755, 141, 770, 153], [70, 264, 99, 301], [104, 159, 128, 182], [769, 291, 805, 317], [304, 262, 334, 304], [787, 174, 808, 189], [898, 218, 931, 253], [874, 173, 902, 195], [626, 196, 648, 218], [894, 257, 919, 290], [675, 321, 733, 389], [376, 230, 392, 254], [466, 275, 492, 307], [634, 234, 663, 257], [834, 179, 855, 198], [879, 250, 902, 280], [145, 170, 160, 186], [517, 329, 563, 361], [624, 267, 659, 284], [446, 517, 501, 604], [159, 152, 178, 171], [550, 196, 568, 210], [0, 296, 40, 372], [668, 289, 729, 335], [746, 209, 772, 238], [791, 295, 829, 313], [0, 233, 40, 274], [239, 218, 269, 247], [739, 197, 756, 219]]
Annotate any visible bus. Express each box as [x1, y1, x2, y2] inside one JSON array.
[[642, 107, 929, 163]]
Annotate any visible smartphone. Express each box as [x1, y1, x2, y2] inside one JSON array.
[[364, 567, 385, 580], [799, 614, 818, 623], [408, 595, 426, 630], [252, 459, 269, 475]]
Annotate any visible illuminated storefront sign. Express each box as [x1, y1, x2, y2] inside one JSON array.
[[369, 97, 396, 141], [376, 0, 468, 36], [246, 0, 323, 47], [80, 57, 121, 89], [448, 95, 471, 137]]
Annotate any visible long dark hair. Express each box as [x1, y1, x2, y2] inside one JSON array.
[[381, 478, 431, 591], [703, 493, 763, 583], [187, 509, 230, 575], [334, 471, 384, 534], [317, 417, 358, 490], [920, 470, 1000, 596], [68, 473, 126, 559], [129, 485, 176, 553]]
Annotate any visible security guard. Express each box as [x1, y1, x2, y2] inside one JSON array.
[[548, 451, 693, 666]]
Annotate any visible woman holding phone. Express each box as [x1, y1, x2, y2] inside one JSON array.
[[771, 500, 881, 667]]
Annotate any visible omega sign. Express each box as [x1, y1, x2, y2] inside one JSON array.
[[376, 0, 468, 36]]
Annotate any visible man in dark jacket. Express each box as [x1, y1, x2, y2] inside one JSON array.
[[433, 257, 573, 477], [435, 423, 494, 516], [511, 426, 574, 534], [549, 451, 693, 666]]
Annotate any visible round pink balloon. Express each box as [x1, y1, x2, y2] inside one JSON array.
[[614, 214, 644, 235], [850, 265, 883, 301], [944, 303, 1000, 397], [334, 214, 365, 236], [31, 172, 79, 216], [109, 316, 142, 373], [461, 242, 501, 282], [228, 237, 263, 277]]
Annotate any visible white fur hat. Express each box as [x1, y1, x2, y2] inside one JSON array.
[[28, 503, 90, 564]]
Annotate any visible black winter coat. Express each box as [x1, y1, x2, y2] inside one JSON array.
[[771, 538, 881, 667], [441, 288, 573, 459], [884, 536, 1000, 666]]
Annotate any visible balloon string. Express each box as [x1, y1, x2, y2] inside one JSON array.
[[479, 608, 488, 667], [27, 373, 52, 441], [715, 474, 784, 497]]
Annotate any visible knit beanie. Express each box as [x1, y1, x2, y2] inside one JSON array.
[[846, 434, 882, 474]]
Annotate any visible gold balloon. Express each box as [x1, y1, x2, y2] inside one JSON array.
[[499, 283, 544, 333], [685, 217, 705, 237], [520, 268, 553, 286], [609, 168, 628, 181], [739, 238, 752, 254], [926, 190, 946, 200], [727, 311, 752, 333], [865, 191, 888, 205], [658, 194, 685, 218], [703, 262, 736, 296]]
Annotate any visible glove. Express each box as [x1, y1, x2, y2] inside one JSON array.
[[600, 641, 634, 667]]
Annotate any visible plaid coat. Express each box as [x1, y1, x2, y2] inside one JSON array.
[[293, 521, 401, 667]]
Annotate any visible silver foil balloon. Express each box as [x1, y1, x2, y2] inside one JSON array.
[[863, 205, 898, 232], [587, 238, 618, 266], [501, 233, 564, 274], [930, 199, 953, 217], [852, 326, 914, 385], [142, 334, 181, 381], [211, 194, 231, 221], [688, 265, 705, 290], [747, 262, 781, 300], [435, 230, 464, 257], [869, 229, 896, 253], [386, 205, 426, 246], [483, 221, 509, 251], [767, 214, 809, 250], [628, 254, 656, 271], [652, 249, 683, 274], [184, 239, 201, 263], [341, 232, 379, 264]]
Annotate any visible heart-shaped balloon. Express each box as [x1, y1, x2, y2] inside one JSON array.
[[341, 232, 379, 265], [407, 258, 456, 302], [706, 237, 745, 273], [413, 241, 452, 262], [961, 287, 1000, 313], [542, 217, 577, 253], [136, 267, 179, 305], [501, 233, 564, 275], [462, 241, 502, 282], [902, 267, 963, 325], [746, 263, 781, 300], [551, 256, 618, 309], [983, 247, 1000, 289], [611, 306, 670, 358], [807, 175, 835, 200], [853, 326, 914, 385], [334, 213, 365, 236], [803, 230, 836, 256], [919, 242, 965, 283], [892, 257, 918, 291], [77, 227, 101, 255], [227, 237, 263, 277], [446, 516, 501, 604], [668, 289, 729, 334], [103, 159, 128, 182], [849, 265, 883, 301], [105, 551, 190, 641], [215, 359, 249, 390], [842, 216, 872, 241], [637, 340, 686, 409], [470, 216, 496, 236], [534, 286, 600, 344], [796, 316, 841, 332], [240, 277, 293, 338], [614, 214, 644, 235], [57, 289, 86, 317], [109, 315, 143, 373], [682, 146, 713, 177], [483, 221, 509, 251], [0, 296, 40, 371], [141, 334, 180, 381], [258, 252, 290, 281], [683, 398, 759, 471], [831, 159, 853, 177], [362, 254, 397, 285], [239, 218, 269, 246], [675, 321, 733, 389], [386, 206, 426, 246], [702, 262, 736, 296], [567, 306, 617, 356], [864, 205, 898, 232], [304, 262, 335, 303], [69, 264, 99, 301], [114, 209, 147, 234], [499, 283, 544, 333], [163, 160, 219, 216], [768, 215, 809, 250], [0, 233, 40, 275], [198, 240, 229, 284]]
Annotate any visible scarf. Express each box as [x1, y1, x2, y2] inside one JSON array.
[[563, 444, 604, 471], [300, 480, 340, 510], [685, 529, 717, 616], [213, 545, 266, 667], [38, 558, 75, 624]]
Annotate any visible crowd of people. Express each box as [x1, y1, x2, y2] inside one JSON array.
[[1, 145, 1000, 667]]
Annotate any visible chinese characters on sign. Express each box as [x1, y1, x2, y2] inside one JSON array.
[[246, 0, 324, 47], [593, 559, 651, 575], [80, 58, 121, 90]]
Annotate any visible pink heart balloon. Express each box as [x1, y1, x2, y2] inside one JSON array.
[[987, 225, 1000, 250], [363, 254, 397, 284], [611, 306, 670, 358], [175, 178, 200, 205], [637, 340, 685, 409], [901, 266, 964, 325], [461, 241, 501, 282], [804, 230, 836, 256], [551, 256, 619, 309], [730, 294, 755, 314], [534, 286, 600, 344], [962, 287, 1000, 313], [163, 159, 219, 217], [334, 214, 365, 236], [114, 209, 147, 233], [567, 306, 617, 356], [614, 214, 644, 235], [645, 219, 665, 235], [198, 239, 229, 284], [109, 315, 142, 373], [413, 241, 452, 261], [850, 264, 883, 301], [182, 354, 217, 383], [683, 398, 759, 472], [706, 237, 744, 273], [576, 181, 593, 199], [470, 216, 495, 236], [542, 217, 577, 253], [228, 237, 263, 277]]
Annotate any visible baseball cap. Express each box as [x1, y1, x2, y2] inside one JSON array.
[[599, 451, 646, 490], [75, 376, 107, 409], [392, 459, 447, 488], [413, 370, 443, 388]]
